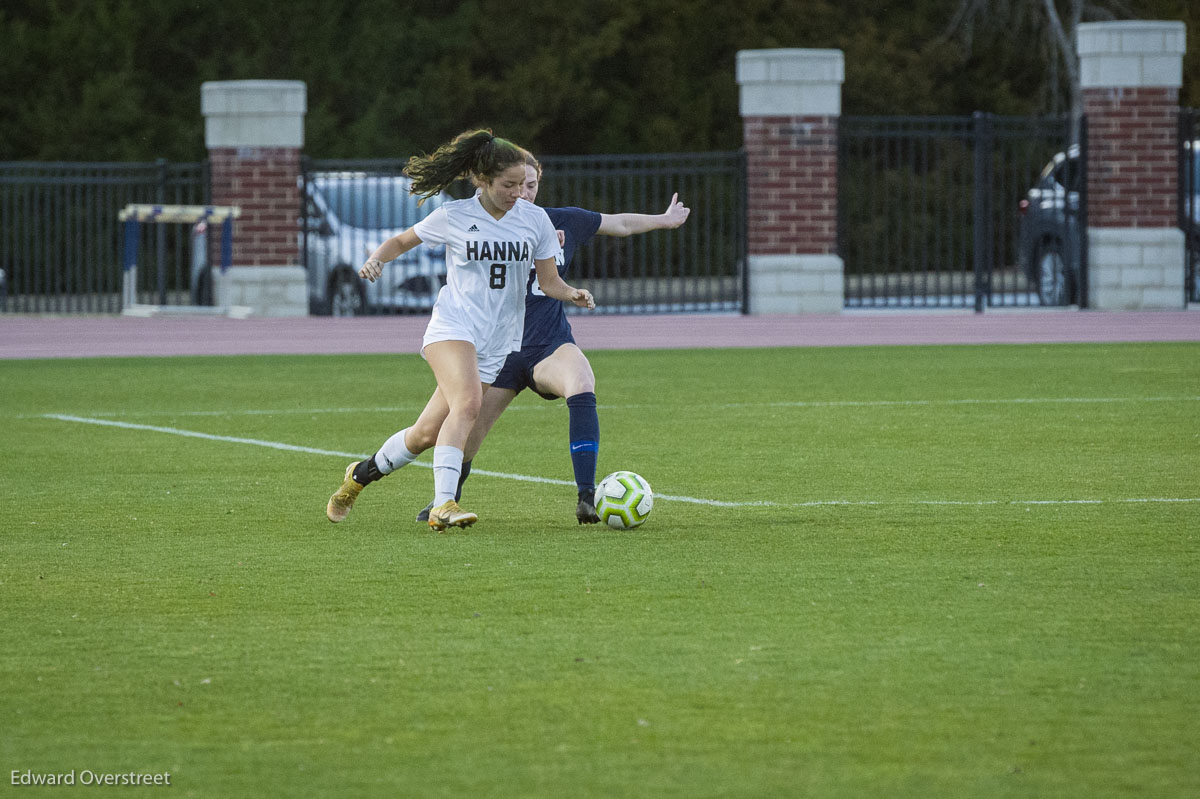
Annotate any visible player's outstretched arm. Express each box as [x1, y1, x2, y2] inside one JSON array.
[[360, 228, 423, 282], [534, 256, 594, 309], [596, 193, 691, 237]]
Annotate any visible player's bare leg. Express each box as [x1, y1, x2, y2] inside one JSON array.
[[416, 387, 517, 522], [423, 340, 484, 530], [328, 388, 450, 523]]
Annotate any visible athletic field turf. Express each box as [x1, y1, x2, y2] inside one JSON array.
[[3, 342, 1197, 797]]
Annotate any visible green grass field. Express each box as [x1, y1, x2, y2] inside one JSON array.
[[2, 342, 1198, 798]]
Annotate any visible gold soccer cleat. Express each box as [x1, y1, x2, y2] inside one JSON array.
[[427, 499, 478, 531], [326, 462, 364, 523]]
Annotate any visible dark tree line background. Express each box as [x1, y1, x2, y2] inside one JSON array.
[[1, 0, 1196, 163]]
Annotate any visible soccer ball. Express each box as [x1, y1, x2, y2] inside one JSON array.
[[594, 471, 654, 529]]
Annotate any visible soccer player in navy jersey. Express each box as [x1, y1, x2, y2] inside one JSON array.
[[417, 153, 690, 524], [325, 132, 593, 531]]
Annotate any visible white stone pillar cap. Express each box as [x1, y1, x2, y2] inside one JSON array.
[[737, 49, 844, 117], [202, 80, 307, 148], [1077, 21, 1186, 89]]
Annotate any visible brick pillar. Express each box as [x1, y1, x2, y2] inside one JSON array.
[[1078, 21, 1187, 309], [202, 80, 308, 316], [737, 49, 844, 314]]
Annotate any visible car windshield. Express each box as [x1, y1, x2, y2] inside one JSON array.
[[314, 177, 431, 229]]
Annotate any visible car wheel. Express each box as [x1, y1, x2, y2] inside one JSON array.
[[328, 269, 366, 317], [1036, 241, 1071, 306]]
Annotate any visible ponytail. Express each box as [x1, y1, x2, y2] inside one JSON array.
[[404, 129, 527, 204]]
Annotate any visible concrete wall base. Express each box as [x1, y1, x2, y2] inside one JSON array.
[[748, 254, 844, 314], [1087, 228, 1185, 310], [215, 266, 308, 317]]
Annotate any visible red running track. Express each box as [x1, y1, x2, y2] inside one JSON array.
[[0, 310, 1197, 360]]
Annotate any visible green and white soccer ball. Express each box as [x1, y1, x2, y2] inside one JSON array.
[[594, 471, 654, 529]]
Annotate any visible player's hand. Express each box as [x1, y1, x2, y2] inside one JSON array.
[[571, 288, 595, 310], [556, 230, 566, 247], [360, 258, 384, 282], [663, 193, 690, 228]]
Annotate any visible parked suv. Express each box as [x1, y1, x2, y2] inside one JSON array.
[[303, 172, 445, 315], [1018, 142, 1200, 305], [1017, 144, 1083, 306]]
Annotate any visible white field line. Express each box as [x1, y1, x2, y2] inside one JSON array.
[[752, 395, 1200, 409], [20, 394, 1200, 420], [42, 413, 1200, 510]]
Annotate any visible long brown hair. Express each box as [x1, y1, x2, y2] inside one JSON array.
[[404, 129, 527, 204], [525, 151, 543, 178]]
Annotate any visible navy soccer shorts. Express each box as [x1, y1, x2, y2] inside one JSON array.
[[491, 338, 574, 399]]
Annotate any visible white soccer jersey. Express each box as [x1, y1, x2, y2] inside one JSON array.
[[414, 196, 560, 359]]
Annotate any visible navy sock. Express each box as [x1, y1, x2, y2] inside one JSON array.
[[456, 460, 471, 501], [566, 392, 599, 497]]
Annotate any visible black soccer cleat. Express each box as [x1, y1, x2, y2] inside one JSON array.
[[415, 499, 435, 523], [576, 495, 600, 525]]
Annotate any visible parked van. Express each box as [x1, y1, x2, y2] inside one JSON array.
[[190, 173, 446, 314], [303, 172, 445, 315]]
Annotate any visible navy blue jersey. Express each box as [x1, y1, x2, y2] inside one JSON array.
[[520, 207, 602, 349]]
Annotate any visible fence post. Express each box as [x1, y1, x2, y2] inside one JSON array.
[[1077, 116, 1090, 309], [201, 80, 307, 316], [736, 49, 845, 314], [154, 157, 168, 305], [1078, 20, 1186, 309], [972, 112, 995, 313]]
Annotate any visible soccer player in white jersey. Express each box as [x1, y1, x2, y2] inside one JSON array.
[[414, 153, 689, 524], [326, 130, 594, 530]]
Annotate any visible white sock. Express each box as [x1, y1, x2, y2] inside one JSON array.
[[375, 427, 418, 475], [433, 446, 464, 506]]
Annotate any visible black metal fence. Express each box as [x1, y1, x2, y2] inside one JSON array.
[[0, 161, 209, 313], [28, 120, 1200, 316], [302, 152, 746, 316], [1181, 107, 1199, 304], [538, 152, 746, 314], [838, 114, 1083, 310]]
